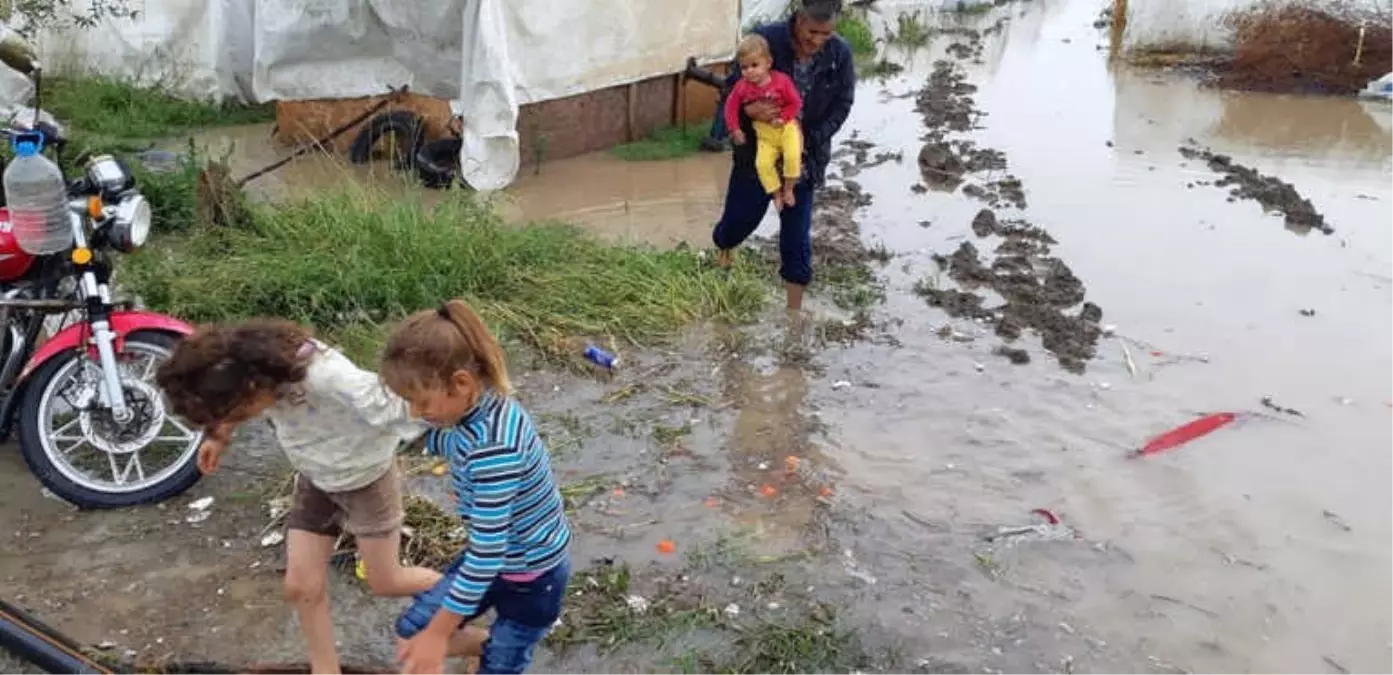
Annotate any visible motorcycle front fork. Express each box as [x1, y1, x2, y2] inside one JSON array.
[[80, 271, 131, 424]]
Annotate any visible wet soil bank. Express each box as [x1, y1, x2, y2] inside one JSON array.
[[1115, 1, 1391, 96], [911, 29, 1106, 373], [1179, 143, 1334, 235], [1219, 3, 1392, 95]]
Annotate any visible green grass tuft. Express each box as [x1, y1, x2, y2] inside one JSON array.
[[837, 13, 878, 57], [609, 121, 714, 161], [889, 11, 933, 47], [122, 181, 768, 362], [44, 75, 274, 139]]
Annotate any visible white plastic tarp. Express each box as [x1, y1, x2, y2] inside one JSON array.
[[743, 0, 791, 27], [1122, 0, 1391, 53], [455, 0, 738, 190], [251, 0, 464, 101], [22, 0, 741, 189], [25, 0, 254, 102]]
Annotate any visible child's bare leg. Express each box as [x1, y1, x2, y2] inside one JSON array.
[[284, 529, 341, 674], [356, 531, 442, 597], [716, 248, 733, 268], [450, 624, 489, 657], [780, 179, 797, 208]]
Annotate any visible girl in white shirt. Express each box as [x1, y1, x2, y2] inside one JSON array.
[[156, 318, 442, 674]]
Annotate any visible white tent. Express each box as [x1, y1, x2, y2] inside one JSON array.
[[22, 0, 741, 190], [1120, 0, 1390, 54]]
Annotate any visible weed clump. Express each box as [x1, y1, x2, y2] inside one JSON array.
[[610, 121, 713, 161], [45, 75, 274, 138], [838, 13, 878, 57], [122, 182, 767, 361], [888, 11, 932, 47]]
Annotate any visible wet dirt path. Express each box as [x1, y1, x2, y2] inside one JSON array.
[[3, 0, 1391, 672], [821, 0, 1392, 672]]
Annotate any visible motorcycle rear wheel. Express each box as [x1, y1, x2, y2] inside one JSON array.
[[17, 329, 203, 509]]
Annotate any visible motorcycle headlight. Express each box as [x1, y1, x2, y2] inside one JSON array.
[[109, 194, 151, 252]]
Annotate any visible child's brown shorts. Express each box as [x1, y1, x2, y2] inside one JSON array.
[[286, 465, 404, 539]]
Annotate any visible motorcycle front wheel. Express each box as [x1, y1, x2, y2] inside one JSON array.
[[17, 329, 203, 509]]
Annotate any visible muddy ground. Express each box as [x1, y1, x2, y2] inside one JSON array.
[[910, 26, 1106, 373]]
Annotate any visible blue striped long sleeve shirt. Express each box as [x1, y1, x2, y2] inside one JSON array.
[[425, 390, 571, 618]]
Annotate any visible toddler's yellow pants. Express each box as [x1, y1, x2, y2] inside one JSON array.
[[752, 119, 802, 195]]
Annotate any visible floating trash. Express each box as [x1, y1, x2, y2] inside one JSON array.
[[1134, 412, 1237, 457]]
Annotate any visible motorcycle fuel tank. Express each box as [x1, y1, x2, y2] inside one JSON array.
[[0, 208, 38, 281]]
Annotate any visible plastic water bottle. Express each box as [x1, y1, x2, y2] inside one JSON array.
[[584, 344, 619, 370], [4, 131, 72, 255]]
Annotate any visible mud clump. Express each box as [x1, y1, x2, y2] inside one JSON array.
[[1180, 144, 1333, 234], [963, 174, 1027, 210], [835, 138, 903, 179], [971, 208, 999, 237], [920, 209, 1105, 373], [911, 19, 1103, 372], [1220, 2, 1391, 95], [915, 49, 1026, 209], [918, 286, 994, 321], [916, 61, 979, 134], [918, 139, 1006, 191]]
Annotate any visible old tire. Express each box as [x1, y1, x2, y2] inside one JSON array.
[[348, 110, 426, 170], [415, 138, 462, 189], [17, 330, 203, 509]]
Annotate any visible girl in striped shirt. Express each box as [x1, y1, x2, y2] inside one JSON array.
[[380, 299, 572, 674]]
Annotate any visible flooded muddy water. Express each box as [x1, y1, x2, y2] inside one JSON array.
[[2, 0, 1390, 672], [178, 124, 741, 249], [817, 0, 1392, 672]]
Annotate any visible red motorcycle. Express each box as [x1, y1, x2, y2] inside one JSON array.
[[0, 127, 202, 509]]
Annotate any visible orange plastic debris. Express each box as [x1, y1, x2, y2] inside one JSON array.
[[760, 484, 778, 498], [784, 456, 800, 473], [656, 539, 676, 554], [818, 486, 834, 498], [612, 487, 626, 497], [704, 496, 720, 508]]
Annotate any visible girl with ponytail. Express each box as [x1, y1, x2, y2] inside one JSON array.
[[381, 299, 571, 674]]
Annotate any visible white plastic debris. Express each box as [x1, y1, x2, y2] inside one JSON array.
[[188, 496, 214, 511], [766, 602, 780, 610], [1359, 72, 1393, 100], [266, 497, 290, 520], [624, 595, 649, 614], [1102, 324, 1117, 336], [723, 603, 741, 617], [832, 380, 852, 390], [974, 362, 985, 372], [260, 531, 286, 547], [186, 510, 211, 524]]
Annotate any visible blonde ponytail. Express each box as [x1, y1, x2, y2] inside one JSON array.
[[380, 298, 512, 396]]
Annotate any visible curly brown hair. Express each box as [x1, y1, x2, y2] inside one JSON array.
[[155, 318, 314, 428]]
